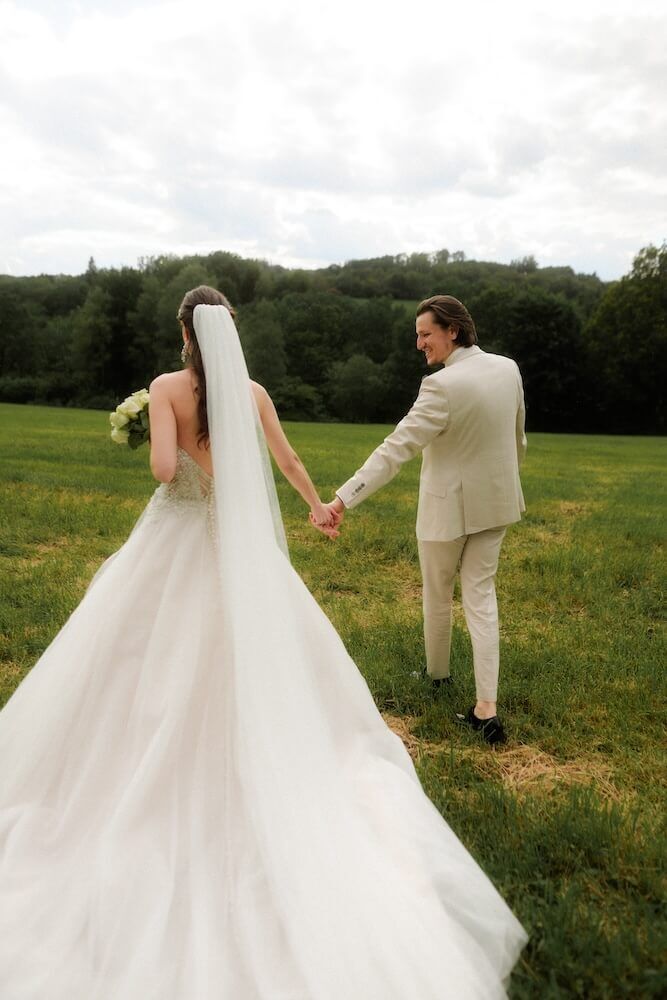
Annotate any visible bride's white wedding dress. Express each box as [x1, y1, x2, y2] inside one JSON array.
[[0, 306, 526, 1000]]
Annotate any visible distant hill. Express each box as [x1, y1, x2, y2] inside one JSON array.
[[0, 244, 664, 434]]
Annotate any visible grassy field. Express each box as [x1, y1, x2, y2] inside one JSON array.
[[1, 401, 665, 998]]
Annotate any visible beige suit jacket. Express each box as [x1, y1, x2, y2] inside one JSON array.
[[336, 345, 527, 542]]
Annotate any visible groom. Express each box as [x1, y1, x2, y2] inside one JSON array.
[[321, 295, 527, 745]]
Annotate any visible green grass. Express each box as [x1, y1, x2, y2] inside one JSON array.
[[1, 402, 666, 997]]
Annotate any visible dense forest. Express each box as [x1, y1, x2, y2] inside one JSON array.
[[0, 244, 665, 433]]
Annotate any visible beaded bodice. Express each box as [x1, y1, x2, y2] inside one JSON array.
[[170, 447, 213, 501], [144, 448, 215, 530]]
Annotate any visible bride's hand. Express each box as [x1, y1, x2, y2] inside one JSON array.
[[309, 512, 340, 539], [310, 501, 337, 528], [309, 502, 341, 538]]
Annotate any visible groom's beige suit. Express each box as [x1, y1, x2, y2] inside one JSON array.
[[336, 345, 527, 700]]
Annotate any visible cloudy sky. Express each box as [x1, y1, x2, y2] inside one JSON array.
[[1, 0, 665, 280]]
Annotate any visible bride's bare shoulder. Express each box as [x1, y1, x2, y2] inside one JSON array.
[[150, 370, 193, 396], [250, 380, 270, 407]]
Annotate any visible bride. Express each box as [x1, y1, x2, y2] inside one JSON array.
[[0, 285, 527, 999]]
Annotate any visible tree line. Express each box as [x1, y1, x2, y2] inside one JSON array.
[[0, 244, 664, 434]]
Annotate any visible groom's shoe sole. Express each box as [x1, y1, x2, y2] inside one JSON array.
[[455, 707, 506, 745]]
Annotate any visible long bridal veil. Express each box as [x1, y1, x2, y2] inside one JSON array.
[[194, 304, 526, 998], [196, 304, 288, 559]]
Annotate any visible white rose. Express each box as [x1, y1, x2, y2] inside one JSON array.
[[110, 426, 130, 445], [117, 398, 141, 417], [131, 388, 150, 407], [109, 410, 130, 429]]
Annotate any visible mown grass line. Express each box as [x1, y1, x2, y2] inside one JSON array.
[[1, 402, 665, 998]]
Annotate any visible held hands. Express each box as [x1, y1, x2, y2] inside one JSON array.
[[309, 498, 344, 539]]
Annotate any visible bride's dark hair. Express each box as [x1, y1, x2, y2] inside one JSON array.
[[177, 285, 236, 448]]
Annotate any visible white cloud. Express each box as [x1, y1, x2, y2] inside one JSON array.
[[0, 0, 665, 279]]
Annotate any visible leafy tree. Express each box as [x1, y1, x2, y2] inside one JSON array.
[[272, 377, 325, 421], [510, 255, 538, 273], [127, 274, 163, 379], [355, 298, 406, 364], [583, 244, 667, 433], [527, 266, 605, 320], [96, 267, 145, 396], [431, 249, 450, 266], [0, 280, 46, 377], [277, 292, 359, 386], [630, 243, 667, 280], [70, 286, 115, 406], [471, 285, 583, 430], [327, 354, 387, 422], [387, 269, 430, 300], [238, 300, 287, 394]]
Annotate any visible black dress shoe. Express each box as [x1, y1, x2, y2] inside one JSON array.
[[455, 706, 506, 745], [412, 667, 453, 689]]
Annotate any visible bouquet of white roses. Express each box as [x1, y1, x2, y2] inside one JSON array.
[[109, 388, 150, 449]]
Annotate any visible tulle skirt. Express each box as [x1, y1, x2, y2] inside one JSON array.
[[0, 496, 526, 999]]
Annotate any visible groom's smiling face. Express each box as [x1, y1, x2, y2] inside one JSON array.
[[416, 312, 459, 366]]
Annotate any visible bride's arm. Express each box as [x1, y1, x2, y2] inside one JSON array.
[[148, 376, 178, 483], [252, 383, 337, 528]]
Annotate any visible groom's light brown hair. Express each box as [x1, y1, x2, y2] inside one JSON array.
[[416, 295, 478, 347]]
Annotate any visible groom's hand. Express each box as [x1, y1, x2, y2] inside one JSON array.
[[329, 497, 345, 517], [309, 500, 344, 539], [325, 498, 345, 531], [309, 515, 340, 538]]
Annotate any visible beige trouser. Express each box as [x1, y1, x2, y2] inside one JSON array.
[[417, 526, 507, 702]]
